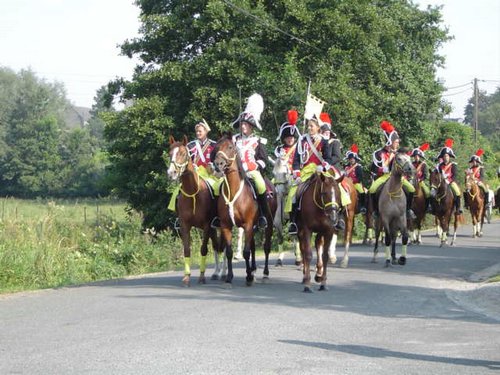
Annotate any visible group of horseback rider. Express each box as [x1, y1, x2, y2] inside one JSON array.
[[168, 93, 490, 233]]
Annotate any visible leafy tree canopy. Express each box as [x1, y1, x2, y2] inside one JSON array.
[[106, 0, 455, 229]]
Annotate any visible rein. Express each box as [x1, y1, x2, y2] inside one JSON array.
[[180, 171, 201, 215], [313, 175, 339, 211], [431, 175, 447, 202]]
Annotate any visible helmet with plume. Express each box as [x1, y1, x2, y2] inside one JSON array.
[[410, 142, 430, 158], [232, 93, 264, 130], [469, 149, 484, 164], [345, 144, 361, 161], [380, 120, 400, 146], [437, 138, 456, 159], [276, 109, 300, 141]]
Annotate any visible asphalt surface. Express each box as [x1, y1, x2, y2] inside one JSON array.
[[1, 220, 499, 375]]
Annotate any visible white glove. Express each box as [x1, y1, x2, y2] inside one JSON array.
[[382, 166, 390, 173], [316, 165, 324, 173]]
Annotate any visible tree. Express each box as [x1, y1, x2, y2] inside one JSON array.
[[106, 0, 450, 229]]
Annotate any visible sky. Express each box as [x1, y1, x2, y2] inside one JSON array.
[[0, 0, 499, 119]]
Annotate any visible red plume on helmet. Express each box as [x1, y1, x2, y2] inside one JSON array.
[[319, 112, 332, 126], [380, 120, 395, 133], [351, 144, 359, 153], [420, 143, 430, 152], [444, 138, 454, 148], [287, 110, 298, 126], [476, 149, 484, 157]]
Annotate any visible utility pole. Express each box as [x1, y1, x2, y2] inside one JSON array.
[[474, 78, 478, 145]]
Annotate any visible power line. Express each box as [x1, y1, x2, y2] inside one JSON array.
[[442, 87, 472, 97], [221, 0, 322, 53], [444, 82, 472, 90]]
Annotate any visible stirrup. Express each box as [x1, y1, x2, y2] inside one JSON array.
[[174, 218, 181, 230], [359, 207, 367, 214], [335, 218, 345, 231], [288, 222, 298, 235], [258, 216, 268, 229], [426, 204, 433, 213], [407, 209, 417, 220], [210, 217, 221, 229]]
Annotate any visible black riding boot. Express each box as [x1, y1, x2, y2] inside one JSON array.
[[257, 193, 272, 229], [335, 209, 346, 230], [406, 192, 416, 219], [210, 216, 221, 228], [288, 203, 298, 235], [455, 196, 463, 214], [358, 192, 367, 214]]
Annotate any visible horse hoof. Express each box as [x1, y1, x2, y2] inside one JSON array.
[[182, 276, 190, 287], [261, 276, 269, 283], [221, 275, 227, 282], [329, 256, 337, 265], [391, 258, 398, 265], [318, 285, 328, 291], [398, 256, 406, 266], [275, 259, 283, 267], [211, 274, 219, 281], [340, 258, 349, 268], [198, 276, 206, 284], [303, 286, 313, 293], [314, 275, 322, 283], [295, 260, 303, 266], [385, 259, 391, 268]]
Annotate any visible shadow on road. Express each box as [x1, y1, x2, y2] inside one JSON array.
[[278, 340, 500, 370]]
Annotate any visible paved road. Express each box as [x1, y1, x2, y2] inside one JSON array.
[[1, 221, 499, 374]]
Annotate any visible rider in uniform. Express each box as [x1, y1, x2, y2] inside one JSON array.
[[285, 114, 336, 235], [231, 93, 272, 229], [168, 119, 220, 229], [344, 144, 367, 214], [274, 109, 300, 172], [465, 149, 488, 208], [410, 142, 433, 213], [436, 138, 463, 214], [369, 120, 416, 219]]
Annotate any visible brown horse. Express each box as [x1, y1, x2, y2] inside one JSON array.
[[408, 177, 426, 244], [327, 176, 358, 268], [296, 172, 343, 292], [464, 174, 485, 237], [167, 135, 221, 286], [212, 135, 277, 286], [372, 152, 414, 266], [430, 168, 460, 247]]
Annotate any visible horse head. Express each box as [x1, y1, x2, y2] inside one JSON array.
[[213, 135, 239, 176], [316, 173, 342, 227], [430, 168, 445, 199], [393, 151, 414, 179], [272, 151, 291, 187], [464, 173, 476, 194], [167, 135, 189, 180]]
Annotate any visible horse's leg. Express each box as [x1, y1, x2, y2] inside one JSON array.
[[235, 227, 244, 260], [340, 209, 354, 268], [399, 228, 408, 265], [300, 229, 313, 293], [450, 212, 458, 246], [372, 218, 381, 263], [263, 218, 273, 280], [210, 228, 223, 280], [198, 226, 210, 284], [319, 233, 332, 291], [275, 191, 285, 266], [315, 234, 324, 283], [294, 239, 302, 266], [221, 227, 234, 284], [390, 227, 398, 265], [384, 228, 392, 267], [439, 215, 448, 247], [242, 224, 255, 286], [329, 232, 338, 265], [180, 225, 192, 287]]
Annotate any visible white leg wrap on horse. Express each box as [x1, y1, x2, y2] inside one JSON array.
[[402, 244, 407, 257], [385, 246, 390, 260]]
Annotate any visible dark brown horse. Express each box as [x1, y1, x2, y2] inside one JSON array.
[[372, 152, 414, 266], [327, 176, 358, 268], [430, 168, 460, 247], [408, 177, 426, 244], [212, 135, 277, 286], [296, 172, 343, 292], [464, 174, 485, 237], [167, 136, 221, 286]]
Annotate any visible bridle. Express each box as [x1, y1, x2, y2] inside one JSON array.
[[313, 174, 340, 212]]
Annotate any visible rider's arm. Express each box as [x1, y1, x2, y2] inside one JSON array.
[[255, 141, 268, 171]]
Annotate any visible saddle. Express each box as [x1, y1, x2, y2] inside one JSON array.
[[245, 176, 274, 200], [295, 175, 316, 210]]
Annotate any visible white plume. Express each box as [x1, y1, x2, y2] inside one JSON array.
[[244, 93, 264, 122]]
